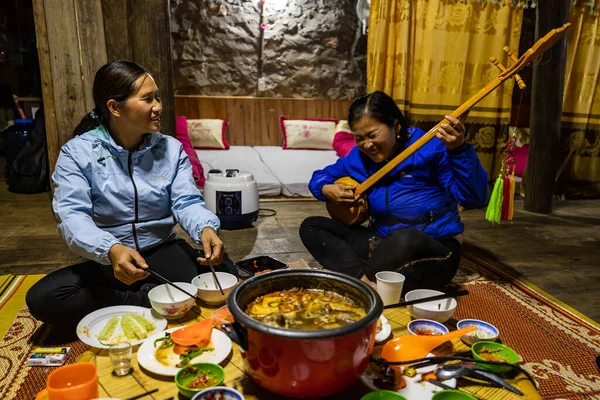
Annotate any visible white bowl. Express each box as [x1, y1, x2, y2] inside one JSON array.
[[457, 319, 499, 346], [192, 272, 238, 305], [147, 282, 197, 319], [405, 289, 457, 323], [407, 319, 449, 336]]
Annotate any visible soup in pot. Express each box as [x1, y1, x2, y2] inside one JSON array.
[[244, 288, 366, 329]]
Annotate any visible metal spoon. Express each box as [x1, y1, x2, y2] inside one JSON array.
[[435, 364, 523, 396]]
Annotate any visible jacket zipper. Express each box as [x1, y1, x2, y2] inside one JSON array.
[[128, 152, 140, 250], [385, 186, 391, 236]]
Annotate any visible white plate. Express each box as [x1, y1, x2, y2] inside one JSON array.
[[375, 315, 392, 343], [137, 327, 232, 376], [76, 306, 167, 349], [361, 353, 457, 398]]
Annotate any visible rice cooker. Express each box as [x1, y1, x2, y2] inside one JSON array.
[[203, 169, 259, 230]]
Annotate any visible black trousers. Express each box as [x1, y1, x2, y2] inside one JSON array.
[[26, 239, 237, 326], [299, 216, 461, 295]]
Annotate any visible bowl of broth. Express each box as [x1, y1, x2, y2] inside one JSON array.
[[223, 269, 383, 399]]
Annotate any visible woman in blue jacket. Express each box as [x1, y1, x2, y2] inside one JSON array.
[[26, 60, 235, 325], [300, 91, 488, 294]]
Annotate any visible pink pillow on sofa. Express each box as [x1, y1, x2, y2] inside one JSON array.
[[176, 116, 205, 187], [333, 131, 355, 157]]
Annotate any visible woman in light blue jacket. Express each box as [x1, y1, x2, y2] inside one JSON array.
[[26, 60, 235, 325]]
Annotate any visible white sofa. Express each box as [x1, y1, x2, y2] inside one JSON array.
[[195, 146, 339, 197]]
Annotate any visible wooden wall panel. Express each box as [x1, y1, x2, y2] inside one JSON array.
[[75, 0, 108, 112], [32, 0, 58, 178], [101, 0, 131, 62], [33, 0, 99, 177], [129, 0, 175, 137], [174, 96, 353, 146]]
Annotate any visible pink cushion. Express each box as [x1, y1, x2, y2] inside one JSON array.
[[333, 131, 355, 157], [176, 116, 205, 187], [280, 116, 338, 150], [513, 144, 528, 177]]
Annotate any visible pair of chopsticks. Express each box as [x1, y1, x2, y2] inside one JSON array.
[[208, 260, 225, 295], [141, 263, 224, 301], [383, 289, 469, 309], [143, 268, 203, 302], [125, 388, 158, 400]]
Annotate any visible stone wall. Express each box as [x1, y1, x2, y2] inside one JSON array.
[[171, 0, 366, 100]]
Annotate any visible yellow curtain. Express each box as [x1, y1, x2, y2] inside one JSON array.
[[558, 4, 600, 197], [367, 0, 523, 180]]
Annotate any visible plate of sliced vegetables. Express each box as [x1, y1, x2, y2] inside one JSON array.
[[76, 306, 167, 348]]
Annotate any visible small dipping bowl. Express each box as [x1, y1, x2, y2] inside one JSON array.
[[192, 272, 238, 305], [471, 341, 520, 374], [432, 389, 478, 400], [361, 390, 408, 400], [148, 282, 197, 319], [407, 319, 449, 336], [175, 363, 225, 398], [191, 386, 245, 400], [456, 319, 499, 346]]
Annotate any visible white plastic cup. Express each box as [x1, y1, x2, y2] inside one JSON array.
[[375, 271, 406, 306]]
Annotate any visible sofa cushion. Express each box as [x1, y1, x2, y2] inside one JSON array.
[[175, 116, 205, 187], [333, 131, 356, 157], [187, 119, 230, 150], [280, 116, 337, 150]]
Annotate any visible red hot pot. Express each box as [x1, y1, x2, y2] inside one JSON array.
[[222, 269, 383, 398]]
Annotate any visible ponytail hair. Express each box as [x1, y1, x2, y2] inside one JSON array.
[[73, 110, 102, 137], [73, 60, 148, 136]]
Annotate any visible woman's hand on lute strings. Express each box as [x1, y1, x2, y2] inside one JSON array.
[[322, 184, 359, 204], [436, 113, 469, 151]]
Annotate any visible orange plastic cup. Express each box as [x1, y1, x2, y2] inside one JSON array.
[[35, 362, 99, 400]]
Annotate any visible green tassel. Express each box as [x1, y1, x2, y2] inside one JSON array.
[[486, 175, 504, 224]]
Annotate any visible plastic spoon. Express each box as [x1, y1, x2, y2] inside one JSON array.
[[170, 318, 214, 347], [381, 326, 476, 363]]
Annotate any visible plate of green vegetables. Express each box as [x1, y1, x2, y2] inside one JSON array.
[[76, 306, 167, 348]]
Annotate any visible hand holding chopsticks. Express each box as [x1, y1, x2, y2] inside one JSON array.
[[383, 289, 469, 309]]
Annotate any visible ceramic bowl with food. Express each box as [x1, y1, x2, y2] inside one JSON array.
[[471, 341, 519, 374], [191, 386, 244, 400], [148, 282, 197, 319], [456, 319, 499, 346], [407, 319, 449, 336], [192, 272, 238, 305], [175, 363, 225, 398], [404, 289, 457, 323], [361, 390, 408, 400], [431, 389, 478, 400]]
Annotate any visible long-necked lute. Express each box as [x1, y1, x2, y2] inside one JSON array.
[[327, 23, 570, 226]]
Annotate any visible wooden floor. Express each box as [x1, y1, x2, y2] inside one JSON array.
[[1, 165, 598, 323]]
